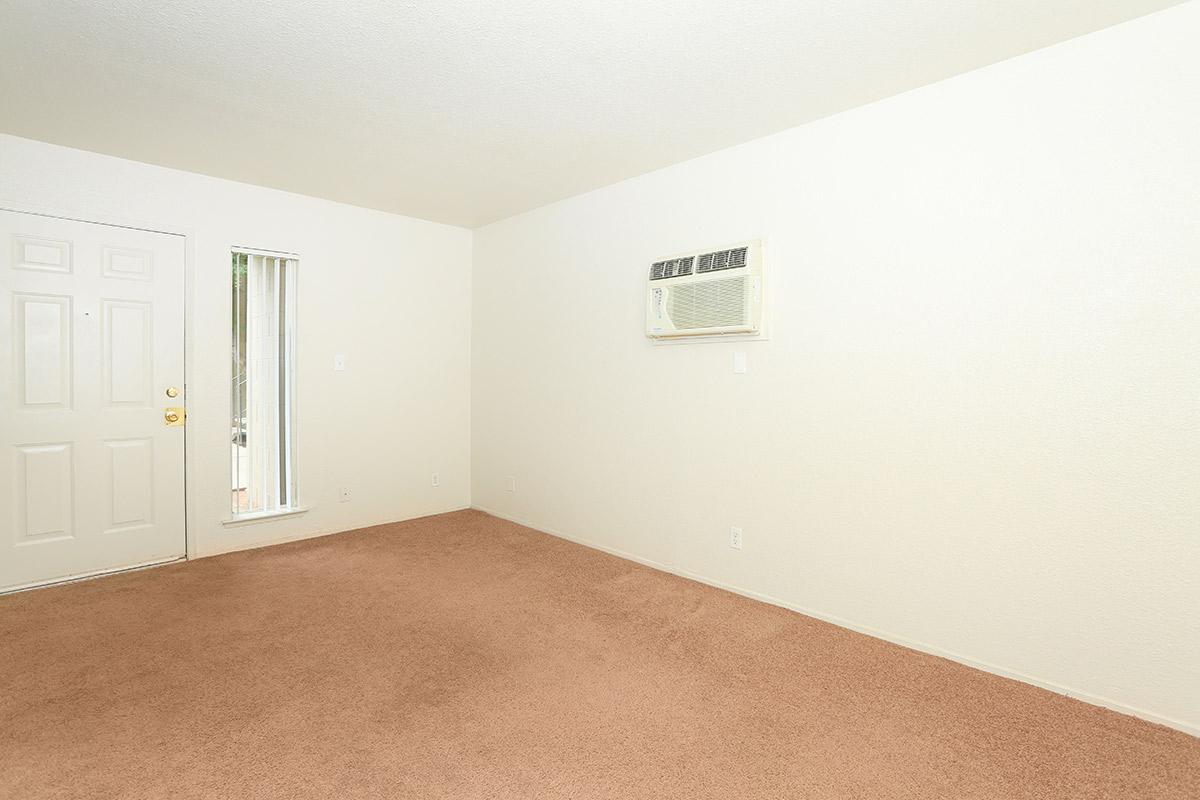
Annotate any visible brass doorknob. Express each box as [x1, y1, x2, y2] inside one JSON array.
[[165, 411, 179, 423], [166, 386, 180, 398], [164, 407, 185, 426]]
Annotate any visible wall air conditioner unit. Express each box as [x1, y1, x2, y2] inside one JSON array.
[[645, 240, 764, 339]]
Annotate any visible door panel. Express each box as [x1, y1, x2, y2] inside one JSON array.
[[104, 437, 155, 532], [13, 236, 72, 274], [15, 442, 74, 543], [15, 293, 72, 408], [1, 210, 185, 591], [104, 300, 153, 406]]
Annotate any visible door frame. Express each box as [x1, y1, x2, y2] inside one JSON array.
[[0, 198, 200, 567]]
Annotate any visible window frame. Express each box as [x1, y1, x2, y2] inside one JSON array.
[[225, 245, 302, 523]]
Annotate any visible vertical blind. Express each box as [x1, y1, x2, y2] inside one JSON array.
[[231, 251, 297, 514]]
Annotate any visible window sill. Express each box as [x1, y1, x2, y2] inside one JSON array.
[[221, 506, 311, 528]]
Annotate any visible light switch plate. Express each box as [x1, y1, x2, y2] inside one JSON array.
[[733, 351, 747, 374], [333, 354, 346, 371]]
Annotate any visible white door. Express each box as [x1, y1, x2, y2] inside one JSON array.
[[0, 210, 186, 591]]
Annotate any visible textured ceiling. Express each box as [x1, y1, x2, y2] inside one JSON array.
[[0, 0, 1184, 227]]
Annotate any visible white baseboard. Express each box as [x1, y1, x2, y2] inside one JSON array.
[[472, 504, 1198, 739]]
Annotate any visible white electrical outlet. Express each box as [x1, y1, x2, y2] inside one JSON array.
[[729, 526, 743, 550], [431, 473, 440, 487], [505, 476, 516, 492], [339, 487, 351, 503]]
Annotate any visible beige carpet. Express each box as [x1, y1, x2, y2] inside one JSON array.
[[1, 510, 1196, 799]]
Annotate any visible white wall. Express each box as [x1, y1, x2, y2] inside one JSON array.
[[1, 133, 473, 557], [472, 3, 1200, 733]]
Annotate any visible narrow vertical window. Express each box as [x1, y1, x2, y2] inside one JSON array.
[[231, 249, 297, 515]]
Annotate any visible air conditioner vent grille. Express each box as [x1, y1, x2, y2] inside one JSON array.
[[696, 246, 748, 274], [649, 256, 695, 281], [666, 276, 747, 330]]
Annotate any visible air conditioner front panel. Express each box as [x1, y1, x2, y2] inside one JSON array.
[[645, 241, 763, 338], [666, 275, 749, 330]]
